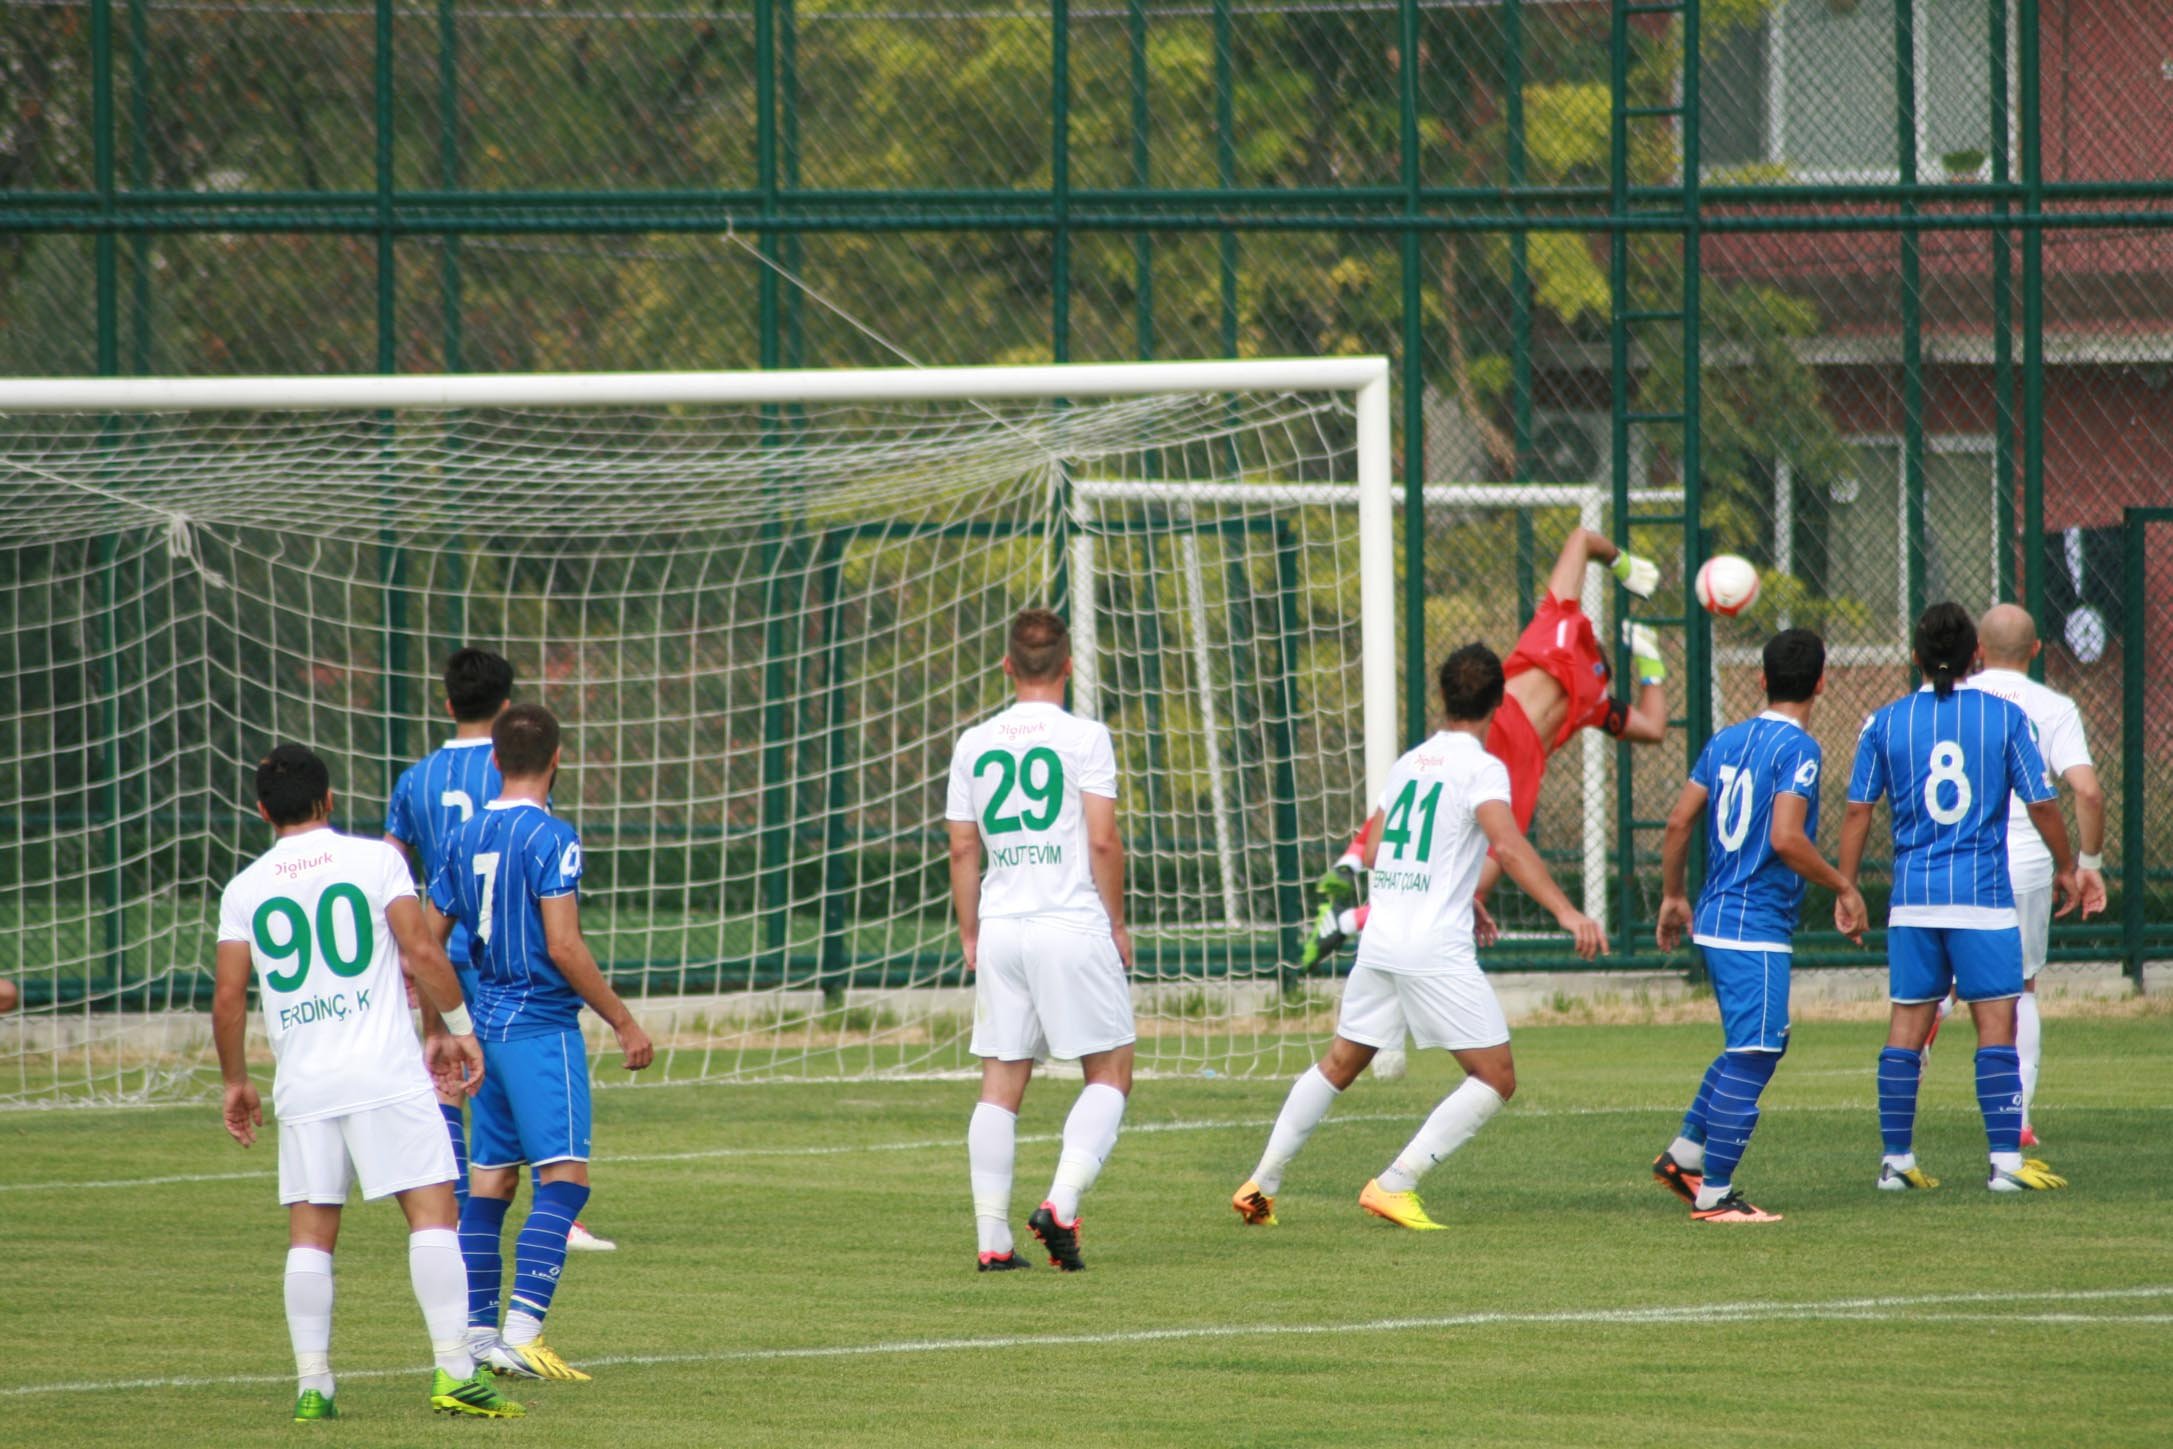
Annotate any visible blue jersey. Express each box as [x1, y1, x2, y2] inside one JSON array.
[[1846, 686, 2055, 923], [1688, 712, 1824, 950], [385, 739, 501, 968], [429, 801, 586, 1040]]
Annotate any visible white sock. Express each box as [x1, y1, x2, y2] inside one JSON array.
[[1991, 1150, 2024, 1174], [1883, 1152, 1918, 1172], [284, 1246, 336, 1398], [1693, 1181, 1732, 1210], [502, 1308, 543, 1347], [1667, 1134, 1706, 1172], [2016, 992, 2042, 1124], [408, 1227, 476, 1379], [1047, 1082, 1127, 1224], [1377, 1077, 1505, 1193], [1251, 1065, 1342, 1195], [968, 1102, 1017, 1256]]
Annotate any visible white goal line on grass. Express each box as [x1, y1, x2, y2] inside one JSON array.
[[6, 1286, 2168, 1400]]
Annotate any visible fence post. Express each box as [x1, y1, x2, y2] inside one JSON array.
[[1399, 0, 1426, 750], [2020, 0, 2048, 681], [2120, 509, 2164, 990], [1896, 0, 1926, 632]]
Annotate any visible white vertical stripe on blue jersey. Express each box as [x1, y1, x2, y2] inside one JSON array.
[[1691, 713, 1821, 948]]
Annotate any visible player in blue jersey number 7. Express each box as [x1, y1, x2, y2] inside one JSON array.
[[1650, 630, 1868, 1224], [1838, 603, 2079, 1194], [426, 703, 654, 1382]]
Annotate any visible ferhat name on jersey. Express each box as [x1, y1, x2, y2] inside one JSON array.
[[273, 851, 335, 881], [279, 987, 375, 1031]]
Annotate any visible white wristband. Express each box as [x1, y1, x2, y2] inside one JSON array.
[[2077, 852, 2104, 872], [440, 1004, 474, 1037]]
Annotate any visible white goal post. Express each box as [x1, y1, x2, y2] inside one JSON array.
[[0, 358, 1401, 1102]]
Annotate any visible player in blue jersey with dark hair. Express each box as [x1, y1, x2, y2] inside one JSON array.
[[1839, 602, 2078, 1194], [426, 702, 654, 1382], [386, 648, 515, 1212], [1650, 629, 1868, 1223]]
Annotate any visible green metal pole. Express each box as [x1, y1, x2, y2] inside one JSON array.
[[92, 0, 122, 983], [1052, 0, 1070, 363], [1898, 0, 1926, 633], [2118, 510, 2159, 989], [126, 0, 149, 371], [2020, 0, 2048, 678], [1399, 0, 1426, 749], [780, 0, 802, 367], [817, 537, 852, 983], [439, 0, 463, 372], [376, 0, 409, 781], [1991, 0, 2015, 601], [1608, 0, 1634, 938], [755, 1, 793, 970], [92, 0, 115, 377], [1270, 528, 1306, 978], [1681, 0, 1709, 767], [1214, 0, 1237, 364], [1129, 0, 1152, 360], [1507, 0, 1533, 476]]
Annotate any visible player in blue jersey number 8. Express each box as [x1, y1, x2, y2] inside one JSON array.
[[1838, 604, 2080, 1196]]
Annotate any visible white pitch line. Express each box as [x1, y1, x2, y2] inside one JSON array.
[[4, 1286, 2167, 1401]]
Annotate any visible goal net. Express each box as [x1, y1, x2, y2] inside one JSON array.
[[0, 361, 1394, 1105]]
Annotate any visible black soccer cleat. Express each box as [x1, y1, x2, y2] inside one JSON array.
[[1651, 1150, 1704, 1206], [977, 1250, 1032, 1272], [1027, 1202, 1086, 1272]]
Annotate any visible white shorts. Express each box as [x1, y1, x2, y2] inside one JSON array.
[[971, 916, 1136, 1062], [2015, 876, 2052, 982], [1336, 962, 1509, 1053], [277, 1090, 458, 1207]]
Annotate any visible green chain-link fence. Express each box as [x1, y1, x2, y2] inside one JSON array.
[[2, 0, 2166, 986]]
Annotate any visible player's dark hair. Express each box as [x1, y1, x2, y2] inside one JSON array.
[[492, 702, 561, 777], [1914, 602, 1976, 700], [1007, 608, 1071, 683], [1438, 642, 1506, 722], [256, 744, 332, 826], [1762, 628, 1826, 704], [444, 647, 515, 722]]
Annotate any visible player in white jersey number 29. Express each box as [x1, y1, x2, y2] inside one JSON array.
[[213, 746, 523, 1423], [947, 609, 1135, 1273], [1232, 644, 1607, 1232]]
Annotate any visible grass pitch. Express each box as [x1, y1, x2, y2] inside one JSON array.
[[2, 1017, 2168, 1448]]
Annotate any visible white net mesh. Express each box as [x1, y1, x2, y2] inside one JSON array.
[[0, 381, 1380, 1104]]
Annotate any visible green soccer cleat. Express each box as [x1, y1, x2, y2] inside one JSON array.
[[291, 1390, 338, 1422], [431, 1368, 526, 1419], [1299, 904, 1350, 974]]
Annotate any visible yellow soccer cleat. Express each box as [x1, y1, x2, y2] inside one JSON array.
[[1876, 1163, 1940, 1192], [1358, 1178, 1446, 1231], [511, 1338, 592, 1382], [1989, 1158, 2069, 1192], [1231, 1180, 1278, 1227]]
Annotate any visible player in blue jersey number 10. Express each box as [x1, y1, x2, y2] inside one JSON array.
[[1650, 629, 1868, 1224], [1838, 604, 2080, 1195]]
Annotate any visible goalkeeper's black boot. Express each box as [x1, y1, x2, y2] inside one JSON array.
[[1299, 904, 1351, 974], [976, 1249, 1032, 1272], [1027, 1202, 1086, 1272]]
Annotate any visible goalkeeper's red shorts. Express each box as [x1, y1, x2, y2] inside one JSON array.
[[1484, 694, 1547, 834], [1502, 592, 1614, 751]]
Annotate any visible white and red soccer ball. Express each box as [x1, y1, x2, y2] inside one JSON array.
[[1694, 554, 1761, 617]]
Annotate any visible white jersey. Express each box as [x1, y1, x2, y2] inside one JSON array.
[[945, 700, 1118, 929], [217, 827, 435, 1124], [1352, 730, 1512, 975], [1961, 667, 2092, 884]]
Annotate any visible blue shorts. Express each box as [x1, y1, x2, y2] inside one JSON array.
[[1888, 925, 2024, 1005], [470, 1029, 592, 1169], [1699, 944, 1791, 1052]]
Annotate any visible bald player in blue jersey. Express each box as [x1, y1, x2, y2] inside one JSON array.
[[1650, 629, 1868, 1223], [426, 703, 653, 1383], [386, 648, 515, 1208], [1839, 603, 2079, 1195]]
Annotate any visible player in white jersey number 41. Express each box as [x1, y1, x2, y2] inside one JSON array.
[[213, 745, 523, 1423]]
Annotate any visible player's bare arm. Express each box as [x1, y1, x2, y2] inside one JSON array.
[[1476, 799, 1606, 959], [540, 892, 653, 1070], [1656, 779, 1708, 952], [1768, 793, 1865, 943], [2064, 762, 2108, 917], [386, 896, 482, 1096], [211, 939, 263, 1148], [946, 819, 982, 973], [1083, 792, 1131, 972], [1835, 798, 1876, 936], [2023, 797, 2081, 919], [0, 977, 17, 1014]]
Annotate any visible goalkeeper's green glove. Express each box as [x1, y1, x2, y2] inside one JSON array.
[[1610, 551, 1661, 598], [1317, 859, 1362, 908], [1624, 621, 1666, 687]]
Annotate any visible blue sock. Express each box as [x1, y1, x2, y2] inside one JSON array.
[[1877, 1047, 1922, 1156], [507, 1180, 591, 1325], [1680, 1056, 1726, 1145], [1701, 1050, 1780, 1189], [459, 1193, 513, 1329], [439, 1102, 469, 1212], [1975, 1045, 2024, 1155]]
